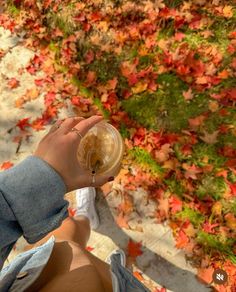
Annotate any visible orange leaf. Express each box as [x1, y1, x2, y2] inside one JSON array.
[[133, 271, 144, 282], [224, 213, 236, 229], [116, 213, 130, 229], [16, 118, 31, 131], [1, 161, 14, 170], [86, 246, 94, 252], [127, 240, 143, 258], [197, 266, 214, 284], [7, 78, 20, 89], [175, 229, 189, 249], [188, 115, 206, 128], [223, 5, 233, 18]]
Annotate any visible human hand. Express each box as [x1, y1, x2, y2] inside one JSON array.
[[34, 116, 115, 192]]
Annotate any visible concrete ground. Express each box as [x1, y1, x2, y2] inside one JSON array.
[[0, 26, 211, 292]]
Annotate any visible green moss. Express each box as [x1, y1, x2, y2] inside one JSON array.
[[228, 171, 236, 184], [191, 143, 226, 168], [122, 73, 209, 132], [129, 147, 164, 175], [87, 52, 122, 84], [7, 3, 20, 15], [222, 198, 236, 217], [176, 207, 204, 226], [119, 122, 130, 139], [164, 0, 184, 7], [164, 176, 185, 197], [195, 175, 226, 200], [71, 76, 92, 98], [93, 98, 110, 119], [197, 231, 236, 263], [49, 13, 74, 36]]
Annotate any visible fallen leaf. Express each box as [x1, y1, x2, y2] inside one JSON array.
[[7, 78, 20, 89], [175, 229, 189, 248], [202, 222, 219, 234], [223, 6, 233, 18], [169, 196, 182, 213], [229, 183, 236, 196], [200, 130, 219, 144], [1, 161, 14, 170], [86, 246, 94, 252], [188, 115, 206, 128], [224, 213, 236, 229], [183, 88, 194, 100], [133, 271, 144, 282], [208, 101, 219, 112], [182, 163, 202, 179], [16, 118, 31, 131], [197, 266, 214, 284], [116, 213, 130, 229], [127, 240, 143, 258]]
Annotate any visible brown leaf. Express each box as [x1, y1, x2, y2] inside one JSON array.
[[200, 130, 219, 144]]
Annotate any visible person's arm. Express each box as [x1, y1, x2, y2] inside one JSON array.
[[0, 156, 68, 269], [0, 115, 111, 269]]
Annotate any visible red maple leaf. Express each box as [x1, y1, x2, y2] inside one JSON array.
[[153, 288, 167, 292], [1, 161, 14, 170], [197, 266, 214, 284], [31, 118, 46, 131], [85, 50, 94, 64], [116, 213, 130, 229], [230, 183, 236, 196], [169, 196, 182, 214], [7, 78, 20, 89], [16, 118, 31, 130], [68, 207, 76, 217], [202, 222, 219, 234], [44, 92, 56, 106], [175, 229, 189, 249], [86, 246, 94, 252], [127, 240, 143, 258]]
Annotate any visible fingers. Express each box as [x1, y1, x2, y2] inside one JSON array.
[[58, 117, 84, 134], [48, 119, 63, 134], [69, 115, 104, 141]]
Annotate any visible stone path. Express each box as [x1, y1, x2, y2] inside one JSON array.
[[0, 26, 210, 291]]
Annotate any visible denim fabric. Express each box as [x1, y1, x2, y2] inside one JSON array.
[[110, 253, 150, 292], [0, 237, 55, 292], [0, 237, 150, 292], [0, 156, 68, 269]]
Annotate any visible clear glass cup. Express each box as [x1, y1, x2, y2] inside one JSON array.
[[77, 121, 124, 178]]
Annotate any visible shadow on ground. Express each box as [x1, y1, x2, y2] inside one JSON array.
[[96, 189, 212, 292]]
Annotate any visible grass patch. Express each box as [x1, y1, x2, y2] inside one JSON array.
[[191, 142, 226, 168], [164, 176, 185, 197], [93, 97, 110, 119], [176, 207, 205, 226], [222, 198, 236, 216], [119, 122, 130, 139], [71, 76, 93, 98], [195, 175, 227, 200], [86, 52, 123, 84], [129, 146, 164, 176], [7, 3, 20, 16], [197, 231, 236, 264], [122, 73, 209, 132]]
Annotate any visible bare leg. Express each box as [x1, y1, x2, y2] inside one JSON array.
[[25, 215, 113, 292]]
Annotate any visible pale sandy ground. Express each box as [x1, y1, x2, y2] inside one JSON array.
[[0, 26, 211, 291]]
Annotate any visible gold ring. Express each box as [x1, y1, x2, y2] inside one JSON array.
[[91, 173, 96, 186], [71, 128, 83, 139]]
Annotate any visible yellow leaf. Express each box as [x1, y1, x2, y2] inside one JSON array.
[[132, 82, 147, 94], [223, 5, 233, 18], [208, 101, 219, 112]]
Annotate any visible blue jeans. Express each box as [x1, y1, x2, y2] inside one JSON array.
[[0, 237, 150, 292]]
